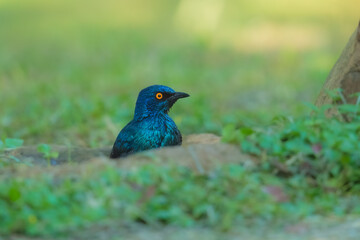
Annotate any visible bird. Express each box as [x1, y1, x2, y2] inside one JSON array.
[[110, 85, 189, 158]]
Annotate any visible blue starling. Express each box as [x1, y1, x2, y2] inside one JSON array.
[[110, 85, 189, 158]]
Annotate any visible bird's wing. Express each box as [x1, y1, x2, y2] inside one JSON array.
[[109, 122, 139, 158], [110, 120, 164, 158]]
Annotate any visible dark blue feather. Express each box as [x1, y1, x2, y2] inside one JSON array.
[[110, 85, 189, 158]]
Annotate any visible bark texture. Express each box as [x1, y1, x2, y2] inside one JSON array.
[[315, 21, 360, 117]]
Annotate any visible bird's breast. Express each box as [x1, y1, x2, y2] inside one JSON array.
[[140, 115, 181, 146]]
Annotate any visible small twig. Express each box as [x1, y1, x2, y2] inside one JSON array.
[[355, 95, 360, 115], [337, 88, 347, 104], [356, 95, 360, 106]]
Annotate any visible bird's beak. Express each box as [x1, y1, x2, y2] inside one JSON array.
[[166, 92, 189, 109], [173, 92, 190, 100]]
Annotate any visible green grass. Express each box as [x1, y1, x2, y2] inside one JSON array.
[[1, 162, 359, 236], [1, 0, 360, 237], [1, 0, 359, 146]]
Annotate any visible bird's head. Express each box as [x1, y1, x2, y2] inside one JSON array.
[[134, 85, 189, 119]]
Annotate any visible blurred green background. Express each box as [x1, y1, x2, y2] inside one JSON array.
[[1, 0, 359, 147]]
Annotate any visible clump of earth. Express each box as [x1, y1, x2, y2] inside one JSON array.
[[5, 134, 253, 172]]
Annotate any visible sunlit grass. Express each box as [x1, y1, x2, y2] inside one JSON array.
[[0, 0, 359, 146]]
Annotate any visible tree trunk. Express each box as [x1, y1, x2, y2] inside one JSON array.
[[315, 21, 360, 118]]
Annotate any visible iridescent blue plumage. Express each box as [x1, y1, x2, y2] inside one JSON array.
[[110, 85, 189, 158]]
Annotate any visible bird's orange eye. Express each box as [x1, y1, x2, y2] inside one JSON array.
[[156, 92, 163, 100]]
